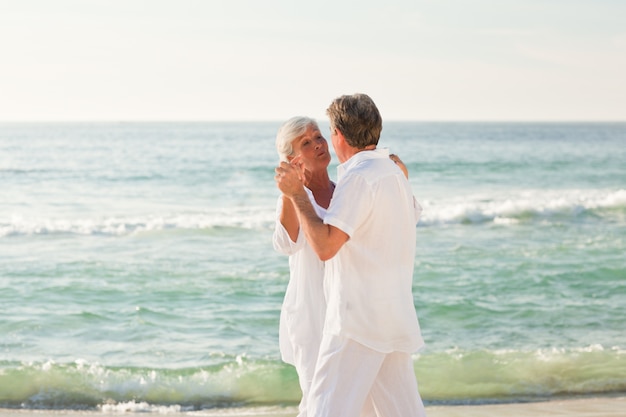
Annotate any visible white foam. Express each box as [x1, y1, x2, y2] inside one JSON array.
[[0, 207, 275, 237], [2, 189, 624, 237], [100, 401, 186, 414], [419, 188, 626, 226]]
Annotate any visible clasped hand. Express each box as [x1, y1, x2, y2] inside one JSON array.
[[275, 157, 305, 197]]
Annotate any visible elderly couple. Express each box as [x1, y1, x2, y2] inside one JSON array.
[[273, 93, 426, 417]]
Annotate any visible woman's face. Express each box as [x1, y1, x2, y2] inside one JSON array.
[[290, 125, 331, 171]]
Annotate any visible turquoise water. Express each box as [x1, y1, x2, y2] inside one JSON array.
[[1, 122, 625, 411]]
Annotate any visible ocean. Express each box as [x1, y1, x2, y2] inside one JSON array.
[[1, 121, 625, 413]]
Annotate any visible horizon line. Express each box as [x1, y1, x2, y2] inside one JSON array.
[[1, 119, 625, 124]]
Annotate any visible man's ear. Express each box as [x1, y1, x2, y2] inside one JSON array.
[[338, 129, 352, 148], [334, 128, 345, 142]]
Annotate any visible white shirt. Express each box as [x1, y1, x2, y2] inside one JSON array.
[[323, 148, 424, 353], [273, 187, 327, 364]]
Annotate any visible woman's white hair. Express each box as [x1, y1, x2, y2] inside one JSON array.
[[275, 116, 319, 162]]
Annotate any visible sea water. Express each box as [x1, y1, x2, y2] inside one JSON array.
[[1, 122, 625, 411]]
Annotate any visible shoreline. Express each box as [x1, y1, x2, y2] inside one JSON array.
[[0, 396, 624, 417], [427, 395, 626, 417]]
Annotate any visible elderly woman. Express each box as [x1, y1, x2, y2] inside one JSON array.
[[273, 116, 332, 417], [273, 117, 408, 416]]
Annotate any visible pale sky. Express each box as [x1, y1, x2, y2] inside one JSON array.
[[1, 0, 625, 122]]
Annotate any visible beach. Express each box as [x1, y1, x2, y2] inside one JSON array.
[[427, 397, 626, 417], [0, 396, 625, 417]]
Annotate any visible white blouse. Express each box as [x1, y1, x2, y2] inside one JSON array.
[[273, 187, 327, 364]]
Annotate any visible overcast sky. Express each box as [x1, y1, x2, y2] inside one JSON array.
[[1, 0, 625, 122]]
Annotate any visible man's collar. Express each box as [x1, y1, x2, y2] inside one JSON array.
[[337, 148, 389, 179]]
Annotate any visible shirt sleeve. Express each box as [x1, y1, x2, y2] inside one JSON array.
[[272, 195, 305, 255]]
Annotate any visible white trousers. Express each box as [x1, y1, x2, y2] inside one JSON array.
[[292, 341, 376, 417], [291, 342, 318, 417], [307, 334, 426, 417]]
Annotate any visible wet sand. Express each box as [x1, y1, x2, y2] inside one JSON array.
[[427, 396, 626, 417]]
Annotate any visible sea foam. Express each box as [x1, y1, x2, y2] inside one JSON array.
[[0, 207, 275, 237], [419, 188, 626, 226], [2, 189, 624, 237]]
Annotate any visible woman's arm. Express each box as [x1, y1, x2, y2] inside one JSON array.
[[389, 154, 409, 178], [279, 194, 299, 243]]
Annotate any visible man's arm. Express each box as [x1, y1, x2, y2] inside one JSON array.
[[290, 191, 348, 261], [275, 161, 348, 261]]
